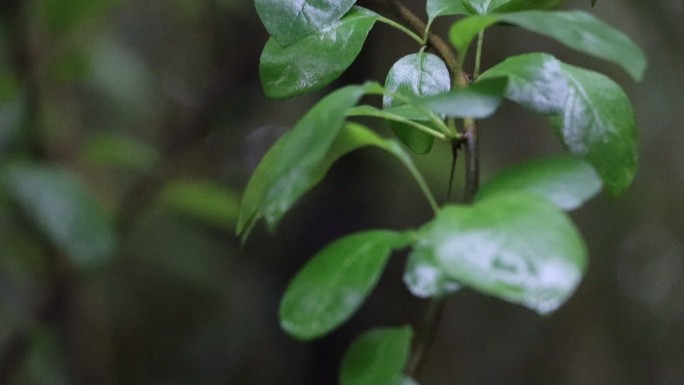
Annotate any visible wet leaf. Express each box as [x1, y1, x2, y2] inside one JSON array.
[[449, 10, 646, 80], [260, 7, 378, 99], [280, 231, 406, 340], [237, 84, 374, 239], [427, 0, 470, 20], [480, 53, 638, 195], [410, 193, 587, 314], [476, 155, 602, 210], [255, 0, 356, 46], [339, 326, 413, 385], [383, 53, 451, 154], [2, 164, 116, 267]]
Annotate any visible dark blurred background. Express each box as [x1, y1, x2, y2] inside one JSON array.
[[0, 0, 682, 384]]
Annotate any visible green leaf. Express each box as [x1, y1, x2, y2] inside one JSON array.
[[2, 164, 116, 267], [255, 0, 356, 46], [499, 11, 646, 81], [159, 179, 241, 230], [260, 7, 378, 99], [451, 10, 646, 80], [476, 155, 602, 210], [404, 248, 461, 298], [80, 133, 160, 172], [427, 0, 470, 20], [409, 193, 587, 314], [339, 326, 413, 385], [237, 84, 374, 239], [420, 77, 508, 118], [487, 0, 565, 13], [480, 53, 638, 195], [383, 53, 451, 154], [280, 231, 406, 340]]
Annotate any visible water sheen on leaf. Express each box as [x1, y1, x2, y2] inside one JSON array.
[[480, 53, 638, 195], [260, 7, 378, 99], [255, 0, 356, 47], [383, 53, 451, 154], [2, 164, 116, 267], [409, 193, 587, 314], [339, 326, 413, 385], [237, 84, 373, 240], [476, 155, 602, 210], [280, 231, 406, 340]]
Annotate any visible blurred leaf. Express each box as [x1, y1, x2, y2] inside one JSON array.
[[237, 83, 378, 240], [255, 0, 356, 47], [38, 0, 118, 35], [2, 164, 116, 267], [450, 11, 646, 80], [480, 53, 638, 195], [159, 179, 240, 230], [280, 231, 406, 340], [383, 53, 451, 154], [476, 155, 602, 210], [260, 7, 378, 99], [339, 326, 413, 385], [409, 193, 587, 314], [0, 77, 25, 156], [81, 133, 160, 172], [404, 247, 461, 298], [420, 77, 508, 118]]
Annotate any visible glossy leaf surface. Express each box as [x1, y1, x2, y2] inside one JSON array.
[[480, 53, 638, 195], [428, 0, 564, 19], [404, 248, 461, 298], [409, 194, 587, 314], [450, 11, 646, 80], [339, 326, 413, 385], [476, 156, 602, 210], [427, 0, 469, 20], [420, 77, 508, 118], [255, 0, 356, 46], [237, 84, 372, 239], [260, 7, 378, 99], [280, 231, 405, 340], [383, 53, 451, 154], [2, 164, 116, 267]]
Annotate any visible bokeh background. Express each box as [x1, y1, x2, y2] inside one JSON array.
[[0, 0, 682, 384]]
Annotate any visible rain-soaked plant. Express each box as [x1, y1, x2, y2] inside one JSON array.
[[238, 0, 646, 383]]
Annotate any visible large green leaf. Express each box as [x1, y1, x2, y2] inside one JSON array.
[[428, 0, 564, 20], [449, 10, 646, 80], [420, 77, 508, 118], [339, 326, 413, 385], [2, 164, 116, 267], [404, 247, 461, 298], [427, 0, 469, 20], [476, 155, 602, 210], [479, 53, 638, 195], [280, 231, 406, 340], [236, 84, 373, 239], [487, 0, 565, 13], [255, 0, 356, 47], [260, 7, 378, 99], [383, 53, 451, 154], [408, 193, 587, 314]]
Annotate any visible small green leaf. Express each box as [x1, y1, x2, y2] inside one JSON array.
[[280, 231, 406, 340], [255, 0, 356, 46], [409, 193, 587, 314], [260, 7, 378, 99], [383, 53, 451, 154], [339, 326, 413, 385], [480, 53, 638, 195], [420, 77, 508, 118], [80, 133, 160, 172], [2, 164, 116, 267], [476, 155, 602, 210], [159, 179, 241, 230], [237, 84, 374, 239]]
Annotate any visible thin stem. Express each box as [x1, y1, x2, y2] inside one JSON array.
[[473, 30, 485, 79], [446, 139, 461, 202], [398, 153, 440, 215], [463, 118, 479, 203], [406, 298, 448, 377], [377, 16, 425, 46]]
